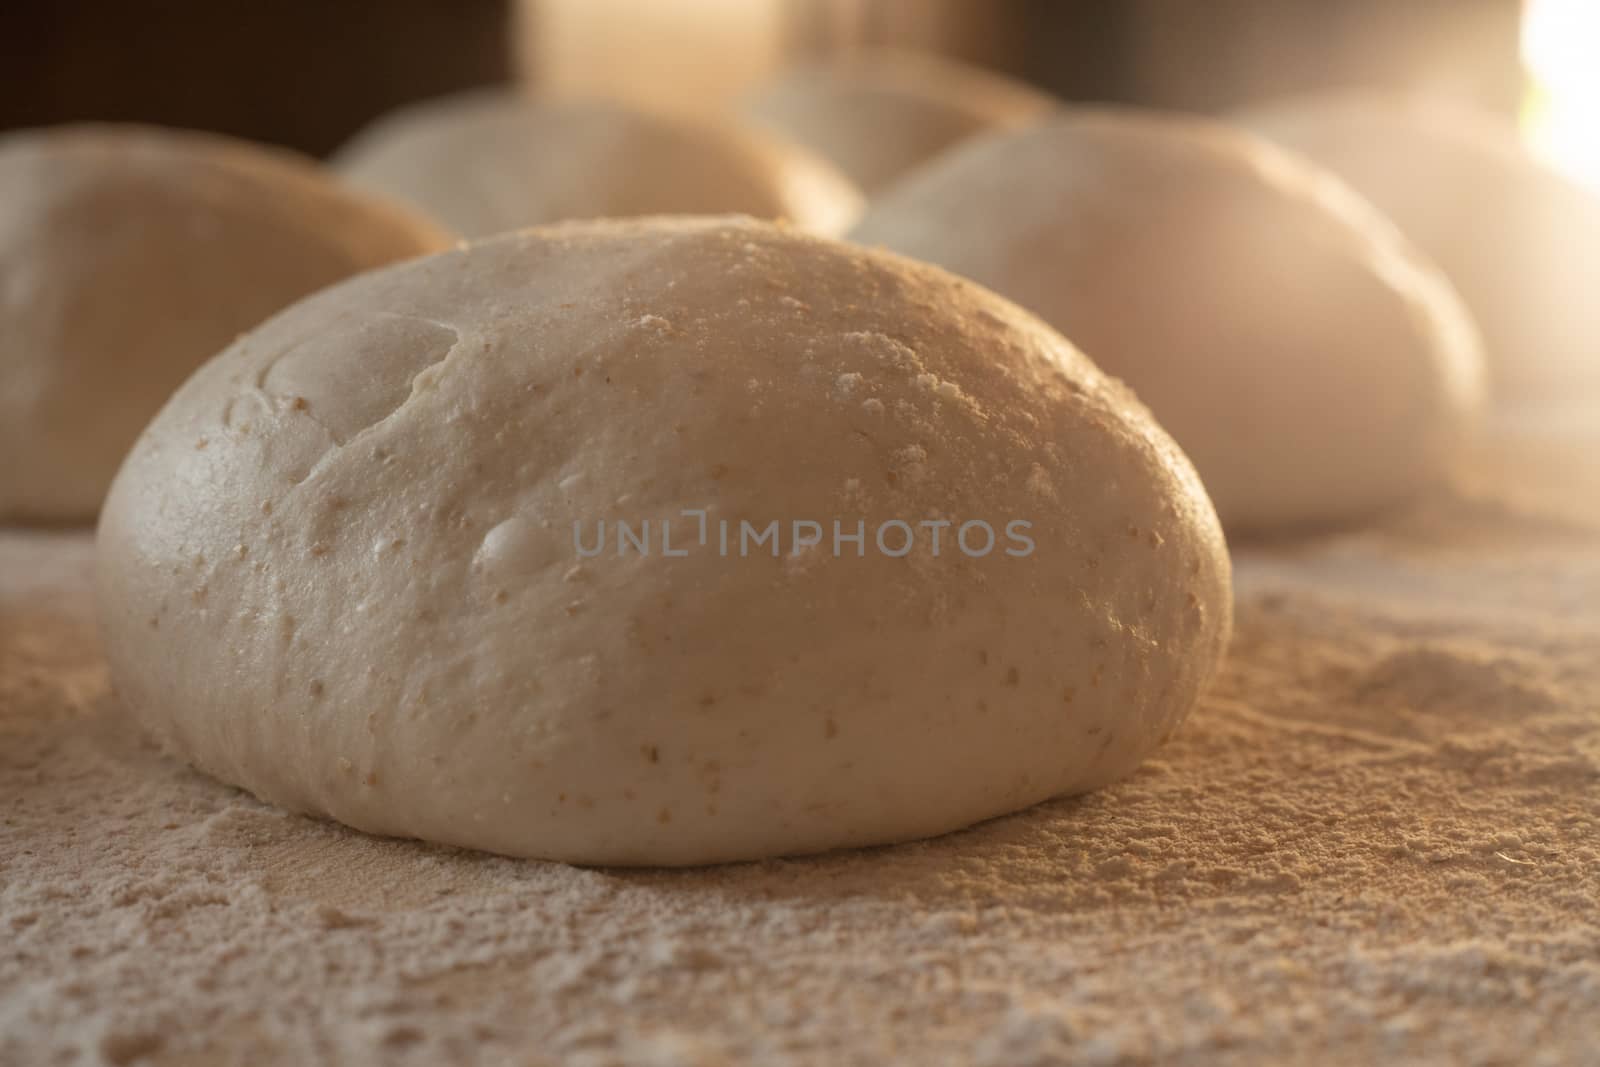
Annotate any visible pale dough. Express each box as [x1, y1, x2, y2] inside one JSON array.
[[0, 124, 452, 522], [96, 216, 1231, 866], [741, 50, 1056, 193], [1238, 92, 1600, 400], [851, 109, 1486, 532], [335, 90, 862, 238]]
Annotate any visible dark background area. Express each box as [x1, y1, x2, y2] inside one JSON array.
[[0, 0, 1525, 158], [0, 0, 512, 157]]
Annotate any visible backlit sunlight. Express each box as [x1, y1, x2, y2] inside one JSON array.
[[1523, 0, 1600, 190]]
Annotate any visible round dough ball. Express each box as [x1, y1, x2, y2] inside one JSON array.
[[334, 90, 862, 238], [97, 216, 1231, 866], [1237, 92, 1600, 400], [0, 124, 453, 523], [852, 109, 1486, 532], [741, 50, 1056, 194]]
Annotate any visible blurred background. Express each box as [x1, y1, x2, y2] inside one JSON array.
[[0, 0, 1594, 189]]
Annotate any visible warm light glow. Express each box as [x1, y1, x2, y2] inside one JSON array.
[[1522, 0, 1600, 189]]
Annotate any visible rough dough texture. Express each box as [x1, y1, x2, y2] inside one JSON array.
[[852, 109, 1486, 532], [96, 216, 1231, 866], [1238, 92, 1600, 400], [335, 91, 862, 238], [0, 124, 453, 523], [740, 51, 1056, 193]]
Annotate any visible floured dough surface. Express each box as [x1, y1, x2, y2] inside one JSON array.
[[6, 416, 1600, 1065], [335, 91, 863, 238], [0, 124, 453, 522], [1238, 92, 1600, 401], [95, 216, 1230, 866], [852, 109, 1486, 532], [741, 50, 1056, 193]]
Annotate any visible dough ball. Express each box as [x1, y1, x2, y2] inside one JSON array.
[[1238, 93, 1600, 400], [334, 90, 862, 238], [852, 109, 1486, 532], [97, 216, 1231, 866], [740, 50, 1057, 193], [0, 124, 453, 523]]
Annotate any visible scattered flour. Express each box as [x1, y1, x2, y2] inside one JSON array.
[[2, 421, 1599, 1066]]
